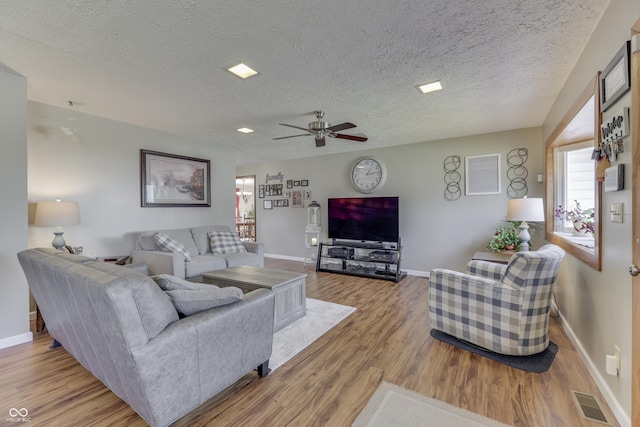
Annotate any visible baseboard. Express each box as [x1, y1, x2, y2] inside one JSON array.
[[0, 332, 33, 350], [265, 253, 305, 262], [405, 269, 430, 278], [557, 310, 630, 427]]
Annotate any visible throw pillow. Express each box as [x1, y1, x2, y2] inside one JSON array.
[[208, 230, 247, 255], [152, 274, 218, 291], [154, 233, 192, 261], [165, 287, 243, 316]]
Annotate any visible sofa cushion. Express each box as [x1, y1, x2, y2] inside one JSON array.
[[220, 252, 259, 267], [191, 225, 232, 255], [152, 274, 217, 291], [165, 287, 243, 316], [184, 255, 228, 278], [208, 231, 247, 255], [84, 261, 179, 340], [155, 233, 192, 261]]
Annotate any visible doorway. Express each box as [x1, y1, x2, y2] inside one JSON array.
[[235, 175, 256, 242]]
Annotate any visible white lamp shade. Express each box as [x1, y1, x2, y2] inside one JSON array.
[[35, 201, 81, 226], [506, 198, 545, 222]]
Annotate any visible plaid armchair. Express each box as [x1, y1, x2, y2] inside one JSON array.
[[429, 244, 565, 356]]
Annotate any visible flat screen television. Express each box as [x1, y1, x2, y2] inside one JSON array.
[[327, 196, 399, 243]]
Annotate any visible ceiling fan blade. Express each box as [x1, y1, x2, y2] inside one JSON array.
[[272, 134, 310, 140], [279, 123, 311, 133], [327, 122, 356, 132], [315, 136, 326, 147], [334, 133, 368, 142]]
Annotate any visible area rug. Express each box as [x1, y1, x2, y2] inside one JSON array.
[[353, 381, 510, 427], [270, 298, 356, 371], [430, 329, 558, 373]]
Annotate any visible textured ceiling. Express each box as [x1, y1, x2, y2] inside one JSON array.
[[0, 1, 609, 165]]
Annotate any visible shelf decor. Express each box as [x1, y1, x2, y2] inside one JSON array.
[[600, 40, 630, 112], [140, 150, 210, 207]]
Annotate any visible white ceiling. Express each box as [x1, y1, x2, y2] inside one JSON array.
[[0, 1, 609, 165]]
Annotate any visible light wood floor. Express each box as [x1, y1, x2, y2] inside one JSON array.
[[0, 258, 617, 426]]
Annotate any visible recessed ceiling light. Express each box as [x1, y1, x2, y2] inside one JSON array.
[[237, 127, 254, 133], [416, 81, 443, 94], [227, 63, 259, 79]]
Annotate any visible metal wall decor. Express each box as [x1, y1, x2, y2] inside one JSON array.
[[506, 148, 528, 198], [443, 155, 462, 201]]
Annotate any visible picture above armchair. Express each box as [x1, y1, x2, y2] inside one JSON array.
[[132, 225, 264, 281], [429, 244, 565, 356]]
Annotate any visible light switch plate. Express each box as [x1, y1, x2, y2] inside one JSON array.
[[611, 203, 623, 223]]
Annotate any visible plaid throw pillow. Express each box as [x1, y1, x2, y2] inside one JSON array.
[[208, 231, 247, 255], [154, 233, 192, 261]]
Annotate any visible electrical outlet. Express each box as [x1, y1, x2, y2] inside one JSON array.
[[610, 203, 623, 223], [606, 345, 621, 376]]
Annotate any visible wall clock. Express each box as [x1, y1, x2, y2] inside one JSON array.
[[351, 156, 387, 193]]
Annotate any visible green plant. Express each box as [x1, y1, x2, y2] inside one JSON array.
[[554, 201, 595, 235], [486, 224, 521, 252]]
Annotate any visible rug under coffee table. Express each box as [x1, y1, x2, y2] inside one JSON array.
[[202, 265, 307, 332]]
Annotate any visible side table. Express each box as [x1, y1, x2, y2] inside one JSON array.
[[471, 251, 513, 265], [98, 255, 129, 265]]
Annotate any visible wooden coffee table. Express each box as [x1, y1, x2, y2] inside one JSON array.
[[202, 265, 307, 332]]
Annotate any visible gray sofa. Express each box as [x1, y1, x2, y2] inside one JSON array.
[[18, 248, 274, 427], [131, 225, 264, 281]]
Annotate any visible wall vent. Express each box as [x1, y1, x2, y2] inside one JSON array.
[[570, 390, 613, 425]]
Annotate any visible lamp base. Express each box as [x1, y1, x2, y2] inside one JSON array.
[[52, 231, 66, 250], [518, 221, 531, 251]]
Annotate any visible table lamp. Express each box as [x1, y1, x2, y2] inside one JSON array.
[[506, 197, 544, 251], [34, 200, 81, 249]]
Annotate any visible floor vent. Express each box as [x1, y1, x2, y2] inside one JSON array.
[[570, 390, 613, 425]]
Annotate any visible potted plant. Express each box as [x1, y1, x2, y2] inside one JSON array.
[[486, 224, 521, 253], [554, 201, 595, 236]]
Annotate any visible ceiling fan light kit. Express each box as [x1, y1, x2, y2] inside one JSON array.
[[274, 110, 368, 147]]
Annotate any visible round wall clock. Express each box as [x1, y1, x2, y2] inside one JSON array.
[[351, 156, 387, 193]]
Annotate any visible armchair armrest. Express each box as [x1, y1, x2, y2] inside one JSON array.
[[430, 268, 516, 295], [131, 250, 186, 278], [242, 242, 264, 267], [465, 260, 507, 280]]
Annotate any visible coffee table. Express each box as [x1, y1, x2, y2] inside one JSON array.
[[202, 265, 307, 332]]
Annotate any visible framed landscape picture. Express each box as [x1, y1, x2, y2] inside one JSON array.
[[140, 149, 211, 207]]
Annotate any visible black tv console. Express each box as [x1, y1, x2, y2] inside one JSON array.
[[315, 238, 406, 283]]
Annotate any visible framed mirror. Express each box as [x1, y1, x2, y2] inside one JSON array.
[[545, 75, 602, 270]]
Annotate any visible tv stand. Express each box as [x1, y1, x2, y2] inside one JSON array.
[[315, 238, 406, 283]]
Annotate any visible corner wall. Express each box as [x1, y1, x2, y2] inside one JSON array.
[[542, 1, 639, 424], [0, 65, 31, 348]]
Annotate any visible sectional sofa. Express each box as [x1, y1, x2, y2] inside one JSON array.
[[18, 248, 274, 427]]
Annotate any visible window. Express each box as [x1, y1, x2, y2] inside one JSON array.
[[553, 142, 595, 247], [545, 76, 601, 270]]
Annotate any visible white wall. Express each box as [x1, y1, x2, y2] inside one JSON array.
[[238, 127, 544, 275], [27, 102, 237, 255], [542, 1, 638, 423], [0, 65, 31, 348]]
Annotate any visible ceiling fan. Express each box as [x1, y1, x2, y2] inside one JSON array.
[[273, 110, 368, 147]]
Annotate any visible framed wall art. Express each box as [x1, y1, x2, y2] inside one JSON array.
[[140, 149, 211, 207], [292, 190, 304, 207], [600, 40, 630, 112], [465, 153, 501, 195]]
